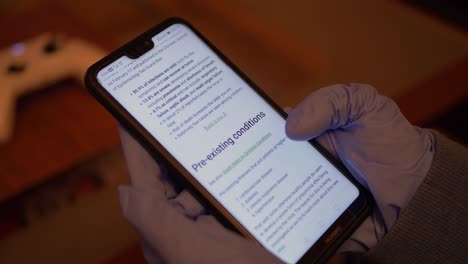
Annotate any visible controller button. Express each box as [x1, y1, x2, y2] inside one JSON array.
[[7, 63, 25, 74], [43, 41, 59, 54]]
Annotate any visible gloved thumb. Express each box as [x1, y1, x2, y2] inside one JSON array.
[[285, 83, 384, 140]]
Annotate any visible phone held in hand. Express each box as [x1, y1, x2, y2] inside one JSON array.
[[85, 18, 371, 264]]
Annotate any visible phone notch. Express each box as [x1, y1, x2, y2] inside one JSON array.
[[126, 39, 154, 59]]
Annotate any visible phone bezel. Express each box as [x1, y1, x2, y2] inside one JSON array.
[[85, 17, 372, 264]]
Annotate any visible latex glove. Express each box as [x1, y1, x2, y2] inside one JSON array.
[[118, 127, 280, 264], [285, 83, 435, 252], [118, 82, 434, 262]]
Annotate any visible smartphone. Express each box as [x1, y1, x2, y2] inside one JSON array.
[[85, 18, 371, 264]]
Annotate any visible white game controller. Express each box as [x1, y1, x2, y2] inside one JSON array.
[[0, 34, 105, 144]]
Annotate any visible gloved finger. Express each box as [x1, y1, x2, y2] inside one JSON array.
[[119, 126, 205, 217], [282, 104, 338, 158], [118, 125, 160, 188], [170, 190, 206, 218], [285, 83, 389, 141], [119, 186, 279, 263], [118, 126, 176, 197]]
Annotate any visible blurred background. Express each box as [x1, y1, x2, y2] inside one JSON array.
[[0, 0, 467, 263]]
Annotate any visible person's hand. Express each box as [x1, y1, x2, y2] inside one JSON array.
[[285, 83, 434, 252], [118, 82, 434, 262], [118, 127, 280, 264]]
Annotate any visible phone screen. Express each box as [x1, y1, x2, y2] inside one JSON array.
[[96, 23, 359, 263]]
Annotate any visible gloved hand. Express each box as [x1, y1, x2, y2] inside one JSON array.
[[118, 127, 280, 264], [285, 83, 434, 252], [118, 83, 435, 262]]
